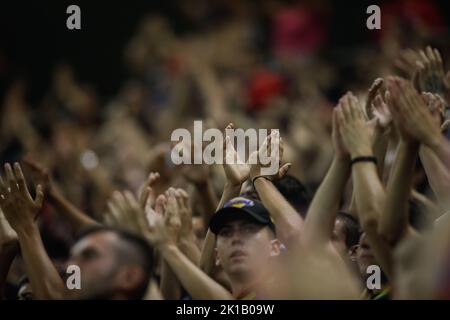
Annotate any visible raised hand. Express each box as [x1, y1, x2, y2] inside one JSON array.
[[105, 190, 145, 234], [248, 130, 291, 181], [421, 92, 445, 127], [138, 172, 160, 215], [395, 49, 422, 80], [22, 157, 52, 196], [223, 123, 250, 186], [365, 78, 384, 120], [0, 163, 44, 233], [414, 47, 445, 94], [386, 77, 442, 146], [331, 107, 349, 159], [372, 92, 393, 129], [336, 92, 373, 158], [173, 189, 193, 240]]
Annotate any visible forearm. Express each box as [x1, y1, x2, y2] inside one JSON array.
[[160, 244, 233, 300], [304, 157, 350, 245], [380, 142, 419, 244], [372, 128, 389, 178], [48, 190, 98, 233], [17, 224, 66, 299], [143, 279, 163, 300], [352, 162, 385, 229], [254, 178, 303, 245], [217, 183, 241, 211], [160, 260, 182, 300], [199, 230, 216, 275], [419, 145, 450, 207], [428, 135, 450, 172], [179, 236, 201, 266], [352, 162, 393, 278]]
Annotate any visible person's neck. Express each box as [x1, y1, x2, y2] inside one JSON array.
[[229, 271, 263, 298]]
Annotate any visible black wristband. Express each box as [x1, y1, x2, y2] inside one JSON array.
[[252, 175, 270, 186], [351, 156, 377, 166]]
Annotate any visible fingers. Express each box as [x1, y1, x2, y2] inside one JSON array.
[[0, 174, 7, 195], [155, 194, 167, 216], [112, 191, 128, 219], [139, 186, 150, 209], [336, 105, 345, 127], [107, 200, 121, 224], [34, 184, 44, 209], [178, 188, 190, 211], [278, 163, 291, 178], [4, 163, 18, 191], [441, 120, 450, 132], [13, 163, 31, 197], [434, 48, 444, 71], [124, 190, 139, 210], [366, 78, 384, 118], [146, 172, 160, 188], [332, 107, 339, 134], [340, 93, 352, 122]]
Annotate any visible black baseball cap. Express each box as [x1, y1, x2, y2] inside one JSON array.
[[209, 197, 275, 234]]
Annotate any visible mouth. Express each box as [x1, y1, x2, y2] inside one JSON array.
[[230, 250, 247, 259], [361, 252, 374, 260]]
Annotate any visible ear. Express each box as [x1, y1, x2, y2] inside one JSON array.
[[269, 239, 282, 257], [214, 248, 221, 267], [349, 245, 359, 262]]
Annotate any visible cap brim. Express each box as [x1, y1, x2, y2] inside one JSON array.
[[209, 207, 270, 234]]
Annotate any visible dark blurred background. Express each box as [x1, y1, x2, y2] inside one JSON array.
[[1, 0, 449, 104]]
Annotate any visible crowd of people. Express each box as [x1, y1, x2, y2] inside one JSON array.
[[1, 0, 450, 300]]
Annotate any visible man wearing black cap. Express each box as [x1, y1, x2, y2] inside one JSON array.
[[209, 197, 281, 299]]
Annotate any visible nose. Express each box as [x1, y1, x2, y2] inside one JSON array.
[[360, 233, 371, 250], [230, 230, 243, 245]]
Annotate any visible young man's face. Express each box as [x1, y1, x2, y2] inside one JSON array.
[[65, 231, 125, 299], [215, 218, 280, 279]]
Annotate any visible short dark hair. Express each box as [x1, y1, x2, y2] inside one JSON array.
[[75, 225, 155, 300], [273, 175, 312, 217], [336, 212, 360, 249]]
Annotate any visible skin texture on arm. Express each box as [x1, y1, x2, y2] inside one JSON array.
[[303, 104, 351, 247], [337, 93, 394, 278], [249, 131, 302, 246], [131, 190, 233, 300], [380, 78, 448, 246], [0, 212, 18, 299], [0, 163, 66, 299], [159, 243, 233, 300], [379, 141, 419, 245], [419, 146, 450, 208]]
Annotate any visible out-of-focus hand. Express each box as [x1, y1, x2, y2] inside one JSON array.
[[386, 76, 442, 146], [413, 47, 445, 94], [0, 163, 44, 234], [331, 102, 349, 159], [223, 123, 250, 187], [336, 92, 373, 158], [248, 131, 291, 181]]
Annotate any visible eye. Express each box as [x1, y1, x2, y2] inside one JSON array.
[[81, 248, 98, 260], [219, 228, 232, 238], [242, 224, 259, 234]]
